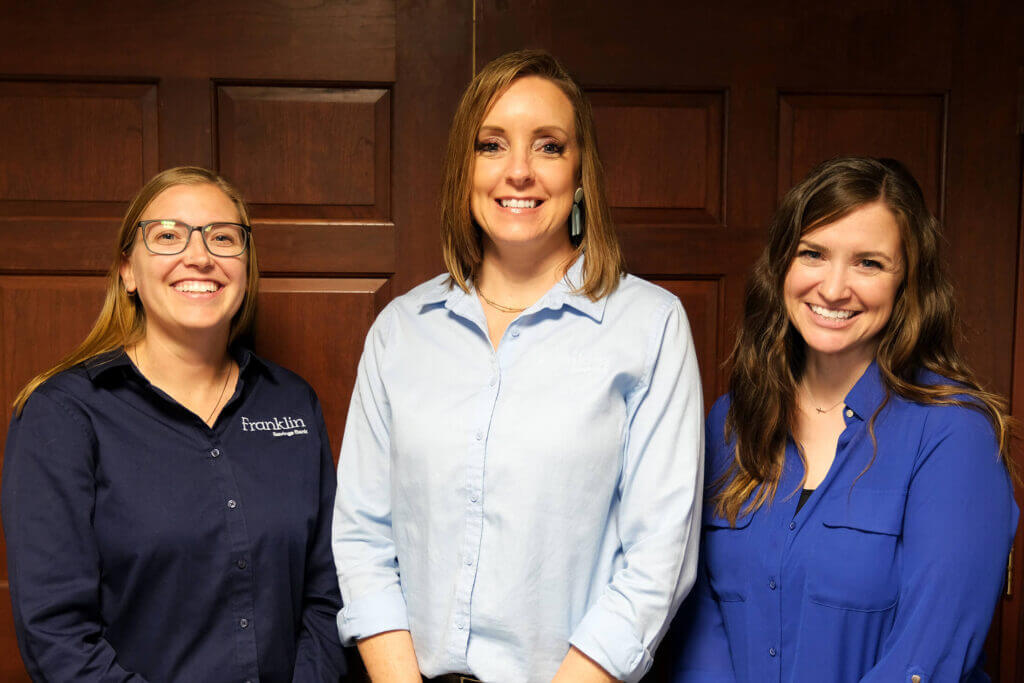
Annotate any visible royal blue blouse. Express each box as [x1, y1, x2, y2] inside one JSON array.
[[667, 363, 1018, 682]]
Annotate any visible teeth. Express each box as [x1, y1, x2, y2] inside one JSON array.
[[809, 304, 854, 320], [500, 199, 538, 209], [174, 281, 219, 293]]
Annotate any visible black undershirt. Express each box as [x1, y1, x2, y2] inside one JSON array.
[[795, 488, 814, 514]]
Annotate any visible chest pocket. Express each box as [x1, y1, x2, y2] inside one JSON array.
[[808, 488, 906, 611], [702, 508, 755, 602]]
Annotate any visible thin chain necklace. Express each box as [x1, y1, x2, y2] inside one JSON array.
[[478, 289, 526, 314], [802, 381, 845, 414], [132, 345, 233, 424]]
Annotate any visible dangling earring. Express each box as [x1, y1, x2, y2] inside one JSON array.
[[570, 187, 584, 239]]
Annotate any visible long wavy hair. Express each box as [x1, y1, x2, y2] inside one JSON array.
[[439, 49, 624, 300], [714, 156, 1012, 525], [13, 166, 259, 414]]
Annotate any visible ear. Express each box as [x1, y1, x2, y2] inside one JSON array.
[[119, 253, 136, 294]]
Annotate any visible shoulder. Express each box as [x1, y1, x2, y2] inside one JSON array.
[[608, 274, 683, 314], [13, 365, 98, 441], [243, 351, 321, 406], [368, 272, 453, 339]]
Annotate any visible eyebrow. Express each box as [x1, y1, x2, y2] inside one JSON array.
[[799, 240, 896, 263], [477, 125, 571, 137]]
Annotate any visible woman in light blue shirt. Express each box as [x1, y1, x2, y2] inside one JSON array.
[[332, 50, 704, 682], [668, 156, 1017, 682]]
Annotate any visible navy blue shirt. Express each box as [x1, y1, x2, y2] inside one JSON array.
[[2, 348, 347, 682], [668, 363, 1018, 682]]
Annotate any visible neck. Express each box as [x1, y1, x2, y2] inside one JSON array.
[[132, 326, 231, 388], [477, 236, 577, 305], [801, 347, 875, 406]]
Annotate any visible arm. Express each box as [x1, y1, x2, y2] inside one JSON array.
[[332, 310, 417, 667], [858, 407, 1018, 681], [566, 300, 705, 682], [356, 630, 420, 683], [292, 397, 348, 682], [1, 392, 150, 682]]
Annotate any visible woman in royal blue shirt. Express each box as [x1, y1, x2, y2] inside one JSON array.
[[2, 167, 347, 681], [669, 156, 1018, 682]]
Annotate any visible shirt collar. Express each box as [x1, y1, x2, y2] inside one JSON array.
[[842, 360, 888, 421], [418, 253, 608, 324], [84, 345, 265, 381]]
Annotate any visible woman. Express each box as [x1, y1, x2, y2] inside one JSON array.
[[332, 50, 703, 682], [2, 167, 347, 681], [669, 156, 1018, 681]]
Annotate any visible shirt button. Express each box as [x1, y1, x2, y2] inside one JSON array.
[[788, 521, 796, 530], [911, 677, 921, 683], [769, 647, 777, 657], [465, 557, 473, 566], [239, 618, 249, 628], [510, 327, 520, 338], [470, 494, 478, 503], [227, 499, 237, 509], [210, 448, 220, 458], [768, 578, 777, 590], [845, 408, 854, 418], [475, 431, 483, 441], [456, 622, 464, 630], [237, 559, 247, 570]]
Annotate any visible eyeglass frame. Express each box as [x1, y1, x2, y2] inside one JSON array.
[[132, 219, 252, 257]]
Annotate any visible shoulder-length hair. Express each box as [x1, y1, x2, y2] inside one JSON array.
[[13, 166, 259, 414], [715, 155, 1013, 525], [439, 49, 624, 300]]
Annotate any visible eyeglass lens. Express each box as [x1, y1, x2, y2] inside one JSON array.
[[143, 220, 247, 256]]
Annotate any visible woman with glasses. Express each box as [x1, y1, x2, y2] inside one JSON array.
[[2, 167, 347, 681]]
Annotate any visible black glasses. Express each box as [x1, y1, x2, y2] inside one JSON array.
[[135, 220, 250, 257]]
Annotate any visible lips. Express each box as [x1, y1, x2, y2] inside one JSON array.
[[497, 198, 542, 210]]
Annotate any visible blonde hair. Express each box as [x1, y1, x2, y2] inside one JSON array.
[[439, 49, 624, 299], [13, 166, 259, 414]]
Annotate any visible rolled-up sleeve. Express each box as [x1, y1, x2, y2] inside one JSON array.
[[2, 392, 149, 682], [569, 299, 704, 681], [331, 307, 410, 644]]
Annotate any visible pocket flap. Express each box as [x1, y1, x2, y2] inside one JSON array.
[[703, 504, 754, 530], [821, 488, 906, 536]]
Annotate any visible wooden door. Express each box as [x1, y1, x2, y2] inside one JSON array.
[[474, 1, 1024, 680], [0, 1, 469, 678]]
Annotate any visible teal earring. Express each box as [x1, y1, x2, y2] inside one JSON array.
[[570, 187, 584, 239]]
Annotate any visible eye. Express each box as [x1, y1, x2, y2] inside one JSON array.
[[859, 258, 883, 269], [797, 248, 823, 261], [540, 141, 565, 155], [475, 139, 503, 154]]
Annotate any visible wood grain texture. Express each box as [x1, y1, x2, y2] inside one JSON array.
[[0, 81, 158, 202], [218, 86, 390, 214], [778, 93, 946, 216], [591, 91, 724, 224]]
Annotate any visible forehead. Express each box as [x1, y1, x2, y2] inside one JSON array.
[[480, 75, 576, 131], [142, 183, 240, 222], [801, 202, 902, 252]]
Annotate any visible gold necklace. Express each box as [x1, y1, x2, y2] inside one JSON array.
[[478, 290, 526, 314], [132, 345, 233, 423], [802, 382, 845, 414]]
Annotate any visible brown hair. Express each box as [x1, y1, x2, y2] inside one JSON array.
[[439, 49, 624, 299], [715, 156, 1013, 525], [13, 166, 259, 413]]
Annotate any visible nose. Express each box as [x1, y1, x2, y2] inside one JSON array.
[[181, 229, 213, 267], [818, 262, 851, 302], [505, 147, 533, 187]]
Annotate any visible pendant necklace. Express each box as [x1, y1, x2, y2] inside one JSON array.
[[803, 382, 845, 414]]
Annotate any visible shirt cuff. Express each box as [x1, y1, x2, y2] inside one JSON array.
[[336, 590, 410, 646], [568, 605, 652, 682]]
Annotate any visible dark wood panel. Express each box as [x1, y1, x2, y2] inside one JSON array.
[[0, 1, 396, 82], [0, 584, 29, 682], [591, 90, 724, 225], [253, 222, 395, 276], [0, 81, 158, 202], [218, 86, 390, 217], [650, 279, 721, 408], [253, 278, 390, 460], [778, 93, 946, 216]]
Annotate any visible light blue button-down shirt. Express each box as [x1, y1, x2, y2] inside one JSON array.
[[332, 256, 703, 682]]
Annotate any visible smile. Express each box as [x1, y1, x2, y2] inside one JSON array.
[[173, 280, 221, 293], [808, 303, 857, 320], [498, 198, 541, 209]]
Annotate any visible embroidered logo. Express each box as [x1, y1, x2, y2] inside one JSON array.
[[240, 415, 308, 438]]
